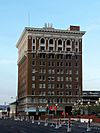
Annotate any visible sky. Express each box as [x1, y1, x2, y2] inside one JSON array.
[[0, 0, 100, 104]]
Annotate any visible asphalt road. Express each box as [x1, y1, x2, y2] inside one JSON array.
[[0, 118, 100, 133]]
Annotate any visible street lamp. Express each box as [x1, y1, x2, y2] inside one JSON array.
[[55, 104, 58, 117], [80, 102, 84, 115], [86, 101, 91, 132], [87, 101, 90, 115], [94, 101, 100, 115], [73, 102, 77, 115], [77, 100, 81, 115], [46, 104, 49, 115], [36, 106, 39, 115]]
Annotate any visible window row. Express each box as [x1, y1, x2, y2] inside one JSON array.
[[32, 69, 78, 75], [32, 75, 78, 82], [33, 45, 79, 52], [32, 83, 76, 89], [32, 38, 80, 52], [32, 90, 79, 96], [31, 97, 74, 104], [33, 38, 80, 46], [33, 53, 79, 60], [32, 61, 79, 67]]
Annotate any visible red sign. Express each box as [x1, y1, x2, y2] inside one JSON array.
[[54, 106, 57, 111], [62, 112, 65, 115], [70, 25, 80, 31], [49, 106, 52, 110], [66, 113, 68, 116], [49, 106, 57, 111]]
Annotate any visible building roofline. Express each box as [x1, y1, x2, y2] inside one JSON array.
[[16, 26, 86, 48], [16, 28, 27, 48], [25, 26, 86, 35]]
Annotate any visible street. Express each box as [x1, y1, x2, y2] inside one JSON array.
[[0, 118, 100, 133]]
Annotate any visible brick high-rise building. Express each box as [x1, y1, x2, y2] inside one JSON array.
[[16, 24, 85, 117]]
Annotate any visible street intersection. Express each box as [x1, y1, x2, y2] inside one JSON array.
[[0, 118, 100, 133]]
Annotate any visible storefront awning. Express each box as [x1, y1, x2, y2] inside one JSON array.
[[25, 107, 46, 112]]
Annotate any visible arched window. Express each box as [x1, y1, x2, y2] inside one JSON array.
[[58, 39, 62, 45], [49, 39, 53, 44], [67, 40, 70, 45], [40, 38, 45, 44]]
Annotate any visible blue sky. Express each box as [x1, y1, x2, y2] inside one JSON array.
[[0, 0, 100, 104]]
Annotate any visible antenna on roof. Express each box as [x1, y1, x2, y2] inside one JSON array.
[[28, 12, 30, 26]]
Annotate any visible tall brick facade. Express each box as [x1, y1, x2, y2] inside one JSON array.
[[16, 25, 85, 116]]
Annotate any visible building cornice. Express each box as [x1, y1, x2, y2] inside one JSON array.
[[16, 26, 86, 49], [26, 27, 86, 36]]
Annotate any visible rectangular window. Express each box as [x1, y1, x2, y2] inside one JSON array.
[[52, 62, 54, 66], [57, 62, 59, 66], [58, 47, 62, 51], [48, 84, 51, 89], [66, 62, 68, 66], [75, 62, 78, 67], [39, 69, 46, 73], [66, 76, 68, 81], [49, 47, 53, 51], [57, 69, 60, 74], [61, 69, 64, 74], [57, 77, 60, 81], [40, 53, 45, 58], [33, 46, 35, 50], [69, 62, 71, 66], [69, 77, 72, 82], [39, 91, 46, 96], [32, 84, 35, 88], [75, 55, 78, 60], [52, 69, 55, 74], [33, 54, 35, 58], [32, 69, 35, 73], [43, 84, 46, 88], [48, 84, 54, 89], [69, 84, 72, 89], [33, 39, 35, 44], [40, 61, 45, 66], [32, 61, 35, 66], [39, 84, 42, 88], [66, 69, 68, 74], [39, 83, 45, 88], [66, 84, 68, 89], [60, 84, 63, 88], [32, 76, 35, 81], [32, 91, 35, 95], [43, 62, 45, 66], [67, 48, 71, 52], [76, 70, 79, 75], [61, 77, 63, 81], [69, 91, 72, 95], [51, 77, 54, 81], [39, 76, 45, 81], [75, 48, 78, 52], [40, 46, 45, 50], [48, 69, 51, 74], [48, 62, 50, 66], [60, 62, 63, 66], [76, 77, 79, 82], [61, 55, 63, 59], [69, 70, 72, 74]]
